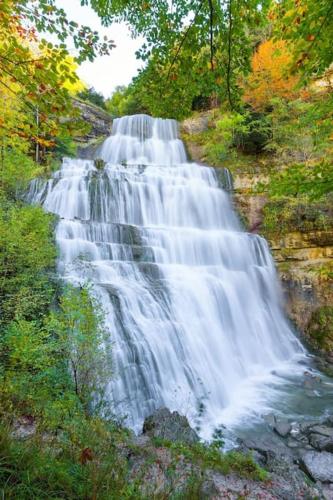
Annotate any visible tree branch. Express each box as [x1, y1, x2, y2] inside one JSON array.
[[226, 0, 233, 109], [208, 0, 214, 70], [166, 0, 204, 81]]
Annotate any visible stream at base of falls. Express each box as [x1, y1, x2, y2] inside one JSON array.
[[27, 114, 333, 441]]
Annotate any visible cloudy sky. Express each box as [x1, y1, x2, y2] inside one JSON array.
[[56, 0, 144, 98]]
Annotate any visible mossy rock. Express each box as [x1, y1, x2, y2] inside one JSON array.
[[94, 158, 106, 170], [306, 306, 333, 352]]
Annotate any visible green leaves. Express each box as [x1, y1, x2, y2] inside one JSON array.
[[273, 0, 333, 81], [268, 162, 333, 200], [46, 285, 110, 416], [89, 0, 269, 118], [0, 199, 56, 324], [0, 1, 114, 154]]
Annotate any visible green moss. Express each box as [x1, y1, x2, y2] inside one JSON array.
[[306, 306, 333, 352]]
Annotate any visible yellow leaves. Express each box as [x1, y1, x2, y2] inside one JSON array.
[[243, 39, 299, 111], [36, 137, 55, 148], [58, 56, 86, 95]]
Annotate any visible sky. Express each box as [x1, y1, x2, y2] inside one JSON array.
[[55, 0, 144, 98]]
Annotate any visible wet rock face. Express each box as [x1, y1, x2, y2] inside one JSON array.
[[142, 407, 199, 444]]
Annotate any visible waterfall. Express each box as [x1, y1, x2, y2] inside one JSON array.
[[28, 114, 307, 437]]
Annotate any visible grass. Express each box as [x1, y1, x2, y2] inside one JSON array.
[[152, 438, 268, 482]]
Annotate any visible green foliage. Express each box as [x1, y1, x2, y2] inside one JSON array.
[[306, 306, 333, 352], [0, 319, 77, 421], [53, 132, 78, 160], [0, 281, 111, 425], [266, 162, 333, 200], [152, 437, 268, 482], [105, 85, 147, 118], [186, 110, 269, 165], [0, 201, 56, 325], [262, 196, 333, 236], [0, 421, 138, 499], [273, 0, 333, 80], [46, 285, 110, 416], [90, 0, 270, 116], [263, 95, 333, 162], [0, 149, 41, 197], [78, 87, 107, 110]]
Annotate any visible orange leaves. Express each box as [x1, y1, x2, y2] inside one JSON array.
[[35, 137, 55, 148], [243, 40, 299, 111]]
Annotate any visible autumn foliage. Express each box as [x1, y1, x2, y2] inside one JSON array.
[[243, 40, 299, 110]]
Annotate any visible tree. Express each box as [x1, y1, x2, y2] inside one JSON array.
[[106, 85, 147, 117], [0, 1, 114, 160], [46, 285, 110, 415], [78, 87, 107, 109], [243, 40, 299, 111], [88, 0, 271, 112], [272, 0, 333, 81]]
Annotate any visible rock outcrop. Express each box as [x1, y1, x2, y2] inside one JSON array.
[[142, 407, 200, 444], [73, 98, 112, 143]]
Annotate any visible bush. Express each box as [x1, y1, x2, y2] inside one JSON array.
[[0, 283, 110, 426], [0, 201, 56, 325], [46, 285, 110, 416], [262, 196, 332, 236]]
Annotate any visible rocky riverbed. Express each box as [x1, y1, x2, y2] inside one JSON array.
[[130, 408, 333, 499]]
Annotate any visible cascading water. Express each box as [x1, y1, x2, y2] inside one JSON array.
[[28, 114, 311, 437]]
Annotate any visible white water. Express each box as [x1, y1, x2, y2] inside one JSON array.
[[28, 114, 307, 437]]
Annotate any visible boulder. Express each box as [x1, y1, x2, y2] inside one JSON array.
[[73, 98, 112, 142], [310, 426, 333, 438], [301, 450, 333, 483], [309, 433, 333, 452], [274, 421, 292, 438], [142, 408, 199, 445], [241, 432, 293, 461]]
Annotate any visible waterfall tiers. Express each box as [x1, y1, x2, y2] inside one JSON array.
[[28, 114, 310, 438]]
